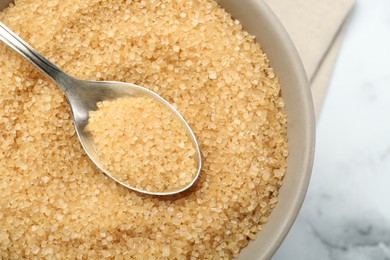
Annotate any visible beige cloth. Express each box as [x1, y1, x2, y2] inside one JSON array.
[[264, 0, 355, 117]]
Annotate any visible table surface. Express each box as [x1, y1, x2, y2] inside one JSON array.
[[273, 0, 390, 259]]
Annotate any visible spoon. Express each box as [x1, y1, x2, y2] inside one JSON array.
[[0, 22, 202, 196]]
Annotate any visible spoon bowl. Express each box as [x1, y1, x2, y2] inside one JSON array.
[[0, 21, 202, 196]]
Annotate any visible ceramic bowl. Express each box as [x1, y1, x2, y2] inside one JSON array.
[[0, 0, 315, 259]]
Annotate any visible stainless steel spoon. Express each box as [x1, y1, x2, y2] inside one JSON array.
[[0, 22, 202, 196]]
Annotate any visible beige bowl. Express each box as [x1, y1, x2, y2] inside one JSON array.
[[0, 0, 315, 259]]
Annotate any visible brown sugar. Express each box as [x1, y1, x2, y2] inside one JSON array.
[[0, 0, 288, 258], [86, 96, 197, 193]]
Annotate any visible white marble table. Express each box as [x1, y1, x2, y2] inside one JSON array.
[[273, 0, 390, 259]]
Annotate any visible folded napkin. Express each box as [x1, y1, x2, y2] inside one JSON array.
[[264, 0, 355, 117]]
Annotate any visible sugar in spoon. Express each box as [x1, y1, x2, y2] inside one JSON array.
[[0, 22, 202, 196]]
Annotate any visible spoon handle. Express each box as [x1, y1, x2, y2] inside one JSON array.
[[0, 22, 72, 92]]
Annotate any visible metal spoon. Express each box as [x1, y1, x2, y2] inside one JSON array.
[[0, 22, 202, 196]]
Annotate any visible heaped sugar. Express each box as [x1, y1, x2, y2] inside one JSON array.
[[86, 96, 197, 193]]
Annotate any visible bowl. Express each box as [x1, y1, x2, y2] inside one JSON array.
[[0, 0, 315, 259]]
